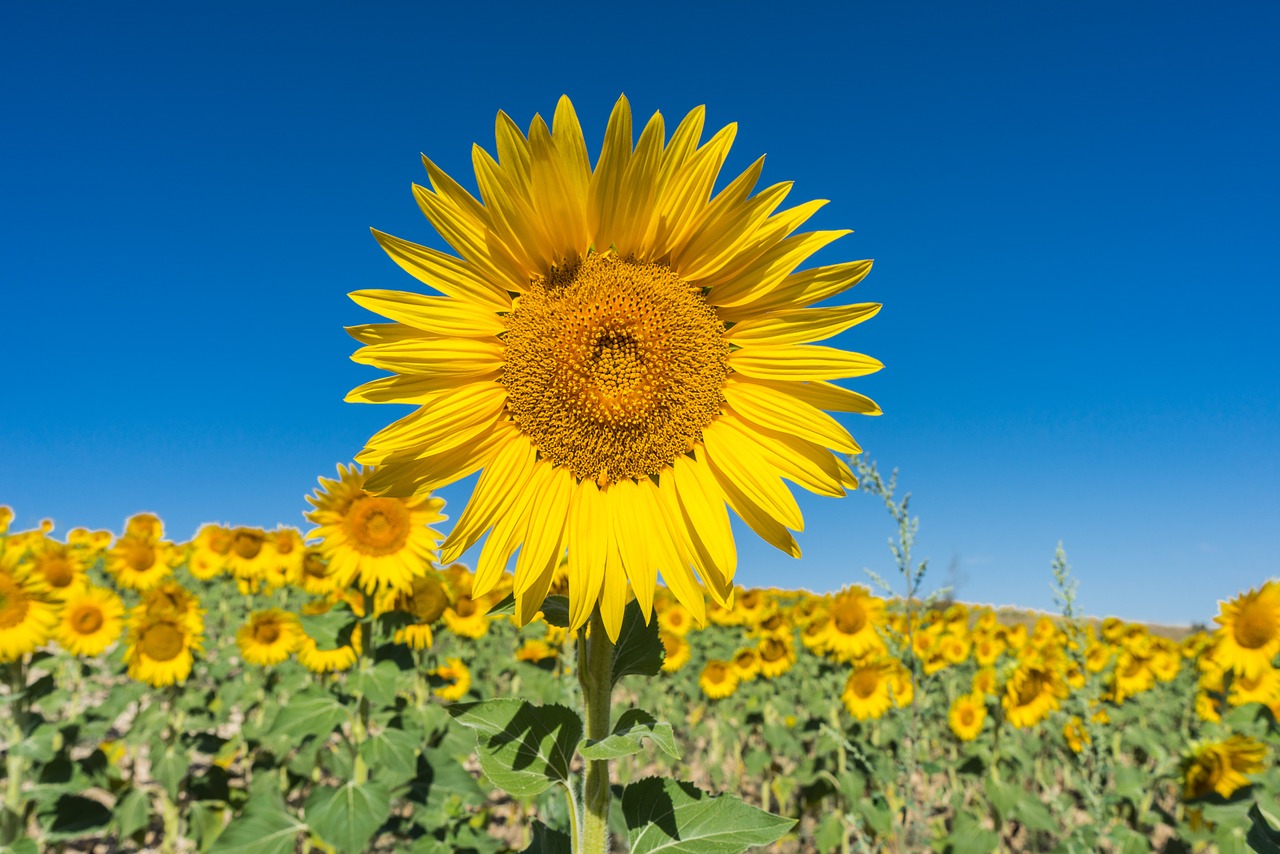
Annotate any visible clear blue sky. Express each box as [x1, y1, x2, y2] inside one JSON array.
[[3, 1, 1277, 625]]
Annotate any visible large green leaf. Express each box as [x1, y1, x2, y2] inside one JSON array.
[[113, 787, 151, 840], [206, 808, 306, 854], [37, 795, 111, 841], [349, 659, 405, 708], [1247, 803, 1280, 854], [579, 709, 680, 761], [305, 780, 393, 854], [942, 811, 1000, 854], [447, 699, 581, 798], [360, 726, 421, 790], [622, 777, 795, 853], [269, 686, 349, 740], [522, 820, 573, 854], [612, 599, 665, 686]]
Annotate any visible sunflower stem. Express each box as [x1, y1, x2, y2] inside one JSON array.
[[578, 609, 615, 854], [2, 659, 28, 845]]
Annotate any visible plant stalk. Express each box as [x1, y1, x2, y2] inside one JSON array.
[[578, 609, 615, 854]]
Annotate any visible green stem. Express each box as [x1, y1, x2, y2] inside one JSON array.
[[577, 609, 615, 854], [2, 660, 27, 845]]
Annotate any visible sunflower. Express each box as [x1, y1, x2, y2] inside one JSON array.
[[0, 567, 59, 662], [348, 95, 881, 640], [1228, 665, 1280, 707], [237, 609, 302, 666], [699, 659, 739, 700], [660, 630, 690, 672], [262, 528, 306, 589], [751, 609, 790, 640], [24, 539, 87, 600], [125, 613, 201, 687], [756, 634, 797, 679], [1212, 581, 1280, 678], [731, 647, 761, 681], [820, 586, 886, 662], [432, 657, 472, 702], [841, 659, 894, 721], [188, 523, 233, 581], [1002, 662, 1067, 729], [948, 693, 986, 741], [1062, 716, 1091, 754], [393, 573, 451, 650], [106, 535, 173, 591], [972, 633, 1005, 667], [138, 581, 205, 634], [306, 464, 446, 597], [1112, 650, 1156, 703], [1182, 735, 1268, 800], [443, 593, 491, 639], [224, 527, 270, 589], [657, 602, 692, 637], [0, 506, 11, 535], [515, 638, 557, 665], [54, 586, 125, 656]]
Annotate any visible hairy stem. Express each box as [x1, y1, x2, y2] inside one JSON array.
[[578, 609, 615, 854]]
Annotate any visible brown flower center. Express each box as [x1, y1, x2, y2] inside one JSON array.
[[253, 620, 282, 645], [343, 497, 411, 555], [502, 254, 728, 485], [139, 621, 185, 662], [851, 666, 881, 699], [1234, 599, 1276, 650], [232, 529, 264, 560], [71, 604, 105, 635]]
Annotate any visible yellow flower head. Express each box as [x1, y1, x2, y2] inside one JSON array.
[[1181, 735, 1268, 800], [659, 630, 690, 672], [841, 658, 894, 721], [731, 647, 761, 681], [820, 586, 886, 662], [298, 623, 361, 673], [1002, 662, 1067, 729], [1063, 716, 1091, 754], [756, 634, 797, 679], [349, 96, 881, 641], [0, 567, 59, 663], [306, 464, 446, 597], [24, 538, 88, 600], [236, 609, 302, 666], [698, 659, 739, 700], [125, 613, 201, 687], [107, 535, 173, 591], [1212, 581, 1280, 679], [432, 657, 471, 702], [55, 586, 125, 657], [948, 693, 986, 741]]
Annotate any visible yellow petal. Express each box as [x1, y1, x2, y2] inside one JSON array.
[[707, 230, 851, 308], [363, 423, 514, 497], [704, 449, 802, 559], [516, 543, 562, 627], [650, 123, 737, 254], [693, 198, 828, 290], [440, 435, 537, 564], [701, 420, 803, 531], [610, 478, 654, 623], [349, 289, 506, 338], [611, 110, 664, 257], [370, 229, 511, 312], [587, 95, 633, 250], [718, 259, 874, 322], [472, 145, 557, 275], [724, 303, 881, 347], [723, 379, 860, 454], [345, 370, 502, 405], [718, 410, 847, 498], [514, 465, 573, 596], [743, 379, 882, 415], [669, 452, 736, 586], [600, 527, 628, 643], [414, 160, 529, 290], [674, 180, 791, 282], [651, 473, 712, 623], [357, 382, 507, 459], [493, 111, 532, 195], [728, 344, 883, 381], [567, 480, 607, 632], [529, 114, 588, 263], [474, 463, 547, 597]]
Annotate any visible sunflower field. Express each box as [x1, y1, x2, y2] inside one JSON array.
[[1, 475, 1278, 853]]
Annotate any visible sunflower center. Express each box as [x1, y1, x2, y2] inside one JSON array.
[[832, 598, 867, 635], [344, 497, 411, 555], [39, 556, 76, 588], [72, 605, 105, 635], [1234, 600, 1276, 649], [959, 707, 976, 726], [0, 577, 30, 629], [139, 621, 185, 662], [233, 530, 264, 560], [125, 541, 157, 572], [851, 667, 880, 699], [705, 661, 729, 684], [254, 621, 282, 645], [454, 596, 477, 618], [408, 577, 448, 623], [1015, 670, 1046, 706], [502, 254, 729, 485]]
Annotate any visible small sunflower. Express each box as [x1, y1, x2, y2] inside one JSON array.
[[262, 528, 306, 589], [0, 567, 59, 662], [1002, 662, 1067, 729], [306, 464, 446, 597], [820, 586, 885, 662], [443, 593, 491, 639], [1227, 665, 1280, 708], [432, 657, 471, 701], [657, 602, 692, 637], [948, 693, 986, 741], [973, 666, 999, 697], [841, 659, 893, 721], [54, 586, 125, 657], [393, 573, 450, 650], [1181, 735, 1268, 800], [1062, 716, 1091, 754], [731, 647, 761, 681], [125, 613, 201, 687], [24, 539, 88, 600], [350, 96, 881, 640], [237, 609, 302, 666], [660, 630, 690, 672], [188, 523, 233, 581], [698, 659, 739, 700], [1212, 581, 1280, 678], [106, 535, 173, 591], [224, 527, 270, 589], [756, 634, 796, 679], [516, 638, 557, 664]]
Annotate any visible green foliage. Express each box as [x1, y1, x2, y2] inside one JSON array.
[[448, 699, 582, 797], [305, 779, 393, 854], [620, 777, 795, 853], [611, 599, 666, 686], [580, 709, 680, 761]]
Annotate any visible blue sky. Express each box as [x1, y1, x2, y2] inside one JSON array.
[[2, 1, 1277, 625]]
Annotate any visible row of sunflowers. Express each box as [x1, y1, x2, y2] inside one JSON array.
[[1, 468, 1278, 851]]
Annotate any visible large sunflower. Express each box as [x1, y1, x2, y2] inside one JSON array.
[[1212, 581, 1280, 678], [349, 96, 881, 640]]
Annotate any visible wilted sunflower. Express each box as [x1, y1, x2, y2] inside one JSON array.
[[948, 693, 986, 742], [349, 95, 881, 640], [1212, 581, 1280, 679], [1181, 735, 1268, 800], [236, 609, 302, 666], [306, 464, 447, 597], [54, 586, 125, 657]]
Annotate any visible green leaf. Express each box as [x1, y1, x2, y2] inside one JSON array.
[[349, 659, 404, 708], [579, 709, 680, 761], [447, 699, 582, 798], [522, 820, 573, 854], [612, 599, 665, 686], [485, 593, 517, 616], [944, 811, 1000, 854], [270, 686, 349, 740], [304, 780, 393, 854], [113, 787, 151, 839], [0, 839, 39, 854], [1247, 803, 1280, 854], [360, 726, 421, 790], [983, 778, 1017, 821], [540, 595, 571, 628], [622, 777, 795, 853], [207, 807, 306, 854], [38, 795, 111, 841], [297, 607, 357, 649], [1113, 765, 1146, 805], [152, 744, 190, 801], [813, 813, 845, 852]]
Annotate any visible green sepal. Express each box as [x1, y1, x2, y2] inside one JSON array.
[[622, 777, 795, 853], [447, 699, 581, 797], [611, 599, 665, 686], [579, 708, 680, 761]]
